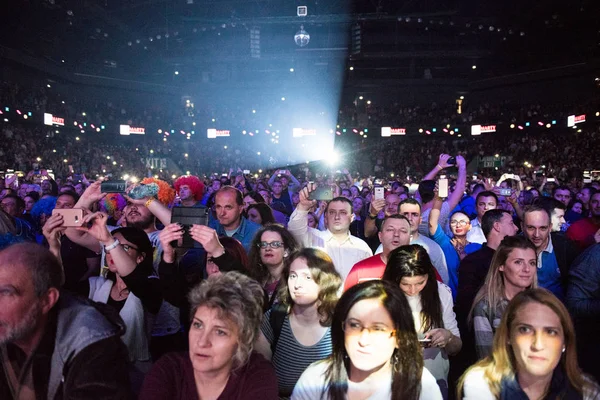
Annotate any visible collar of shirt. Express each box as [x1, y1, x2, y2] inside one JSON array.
[[323, 229, 352, 245], [537, 235, 554, 268], [471, 218, 481, 227]]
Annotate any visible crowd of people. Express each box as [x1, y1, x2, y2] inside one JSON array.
[[0, 135, 600, 399]]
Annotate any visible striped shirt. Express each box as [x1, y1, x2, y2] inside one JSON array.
[[473, 298, 509, 359], [261, 310, 333, 398]]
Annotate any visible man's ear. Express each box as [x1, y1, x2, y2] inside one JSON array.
[[41, 287, 60, 315], [350, 213, 355, 224]]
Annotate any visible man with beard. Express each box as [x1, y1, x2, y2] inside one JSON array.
[[0, 243, 131, 398]]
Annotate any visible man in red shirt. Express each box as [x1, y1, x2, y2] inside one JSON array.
[[567, 192, 600, 251], [344, 215, 411, 291]]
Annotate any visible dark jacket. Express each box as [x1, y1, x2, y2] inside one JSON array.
[[0, 292, 132, 400], [551, 232, 580, 289]]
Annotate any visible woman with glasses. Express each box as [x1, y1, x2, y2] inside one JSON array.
[[429, 191, 473, 299], [248, 224, 300, 309], [77, 211, 162, 393], [382, 244, 462, 399], [292, 279, 442, 400], [255, 248, 342, 398], [459, 288, 600, 399]]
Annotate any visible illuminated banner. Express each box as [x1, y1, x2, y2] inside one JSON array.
[[145, 158, 167, 169], [43, 113, 65, 126], [120, 125, 145, 135], [567, 114, 586, 127], [471, 124, 497, 136], [207, 129, 231, 139], [292, 128, 317, 138], [381, 127, 406, 137]]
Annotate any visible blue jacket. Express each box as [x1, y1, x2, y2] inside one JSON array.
[[210, 216, 261, 253]]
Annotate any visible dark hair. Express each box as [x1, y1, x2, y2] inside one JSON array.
[[323, 280, 423, 400], [247, 203, 276, 225], [0, 243, 65, 296], [244, 191, 265, 204], [278, 248, 341, 326], [581, 185, 598, 198], [217, 236, 249, 270], [216, 185, 243, 206], [449, 210, 470, 222], [382, 245, 442, 332], [109, 227, 154, 281], [381, 214, 411, 230], [399, 198, 421, 213], [25, 191, 40, 202], [471, 183, 485, 195], [534, 197, 566, 217], [552, 185, 572, 197], [324, 196, 353, 214], [2, 194, 25, 211], [248, 224, 299, 284], [481, 209, 512, 237], [57, 190, 80, 204], [522, 204, 551, 222], [418, 180, 435, 204], [519, 190, 535, 207], [476, 191, 498, 206]]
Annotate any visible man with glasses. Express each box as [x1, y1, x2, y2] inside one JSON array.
[[288, 185, 372, 280]]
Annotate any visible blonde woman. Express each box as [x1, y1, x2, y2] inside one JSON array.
[[470, 236, 537, 359], [459, 288, 600, 399]]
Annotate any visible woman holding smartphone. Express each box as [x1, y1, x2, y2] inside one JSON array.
[[382, 244, 462, 399]]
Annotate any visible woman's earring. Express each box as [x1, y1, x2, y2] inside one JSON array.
[[562, 347, 566, 353], [283, 251, 289, 257]]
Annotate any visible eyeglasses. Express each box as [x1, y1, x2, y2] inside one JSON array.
[[120, 244, 139, 253], [450, 220, 469, 227], [342, 320, 396, 339], [257, 241, 285, 249]]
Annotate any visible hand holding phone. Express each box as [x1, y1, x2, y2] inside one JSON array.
[[52, 208, 85, 227], [374, 187, 385, 200], [499, 188, 512, 196]]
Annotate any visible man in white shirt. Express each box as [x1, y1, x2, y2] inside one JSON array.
[[466, 191, 498, 244], [287, 184, 372, 280], [378, 198, 449, 284]]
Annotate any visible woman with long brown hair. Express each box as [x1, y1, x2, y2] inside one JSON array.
[[292, 280, 442, 400], [459, 288, 600, 399]]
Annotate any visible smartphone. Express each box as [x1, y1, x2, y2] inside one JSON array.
[[243, 170, 250, 175], [52, 208, 85, 227], [547, 178, 556, 183], [446, 157, 456, 165], [438, 176, 449, 198], [101, 180, 127, 193], [310, 186, 334, 201], [374, 187, 385, 200], [419, 338, 432, 347], [499, 188, 512, 196], [170, 206, 209, 248]]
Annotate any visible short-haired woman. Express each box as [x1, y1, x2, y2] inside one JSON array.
[[140, 272, 278, 399], [470, 236, 537, 359], [383, 244, 462, 399], [292, 280, 442, 400], [459, 288, 600, 399], [255, 248, 342, 398]]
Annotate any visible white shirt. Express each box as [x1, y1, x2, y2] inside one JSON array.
[[375, 235, 449, 285], [460, 367, 496, 400], [406, 282, 459, 385], [288, 209, 373, 281], [291, 360, 442, 400], [466, 218, 486, 244]]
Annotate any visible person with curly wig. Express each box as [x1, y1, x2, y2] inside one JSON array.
[[174, 175, 205, 208], [140, 272, 279, 399], [291, 280, 442, 400], [255, 248, 342, 398]]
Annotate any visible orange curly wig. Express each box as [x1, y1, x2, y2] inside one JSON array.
[[173, 175, 205, 201], [141, 177, 176, 206]]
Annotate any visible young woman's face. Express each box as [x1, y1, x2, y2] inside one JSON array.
[[247, 207, 262, 225], [399, 274, 428, 297], [288, 257, 319, 306], [571, 203, 582, 214], [344, 299, 398, 375], [500, 248, 536, 292], [510, 302, 564, 381]]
